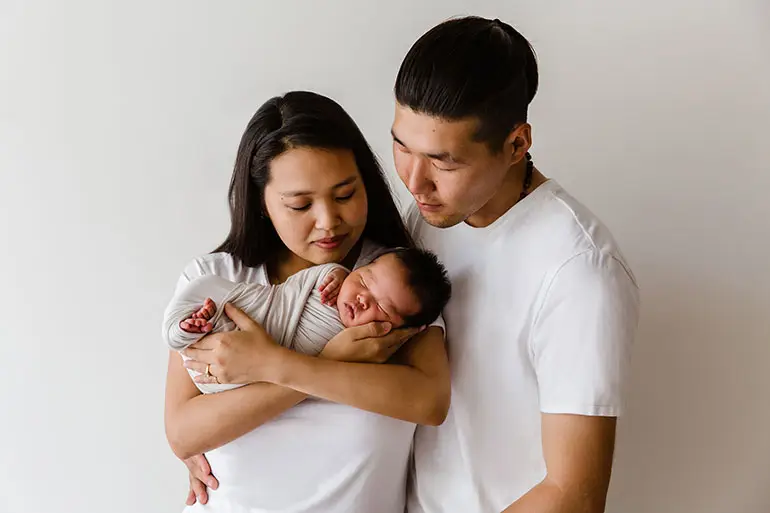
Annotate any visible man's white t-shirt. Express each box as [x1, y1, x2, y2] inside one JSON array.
[[172, 241, 416, 513], [405, 180, 640, 512]]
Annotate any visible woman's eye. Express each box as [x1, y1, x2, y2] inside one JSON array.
[[336, 191, 355, 202], [288, 204, 311, 211]]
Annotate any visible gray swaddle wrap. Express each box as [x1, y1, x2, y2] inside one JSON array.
[[162, 263, 346, 394]]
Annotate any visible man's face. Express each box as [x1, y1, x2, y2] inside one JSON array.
[[391, 104, 512, 228]]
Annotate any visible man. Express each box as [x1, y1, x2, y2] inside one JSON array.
[[392, 17, 639, 512]]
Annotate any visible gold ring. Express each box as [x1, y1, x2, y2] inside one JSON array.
[[205, 364, 211, 378]]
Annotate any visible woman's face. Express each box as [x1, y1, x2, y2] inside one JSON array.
[[263, 146, 368, 270]]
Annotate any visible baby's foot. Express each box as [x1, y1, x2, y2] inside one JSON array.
[[180, 298, 217, 333]]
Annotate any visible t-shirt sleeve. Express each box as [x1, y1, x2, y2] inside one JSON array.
[[402, 202, 422, 242], [172, 257, 211, 295], [531, 250, 640, 417]]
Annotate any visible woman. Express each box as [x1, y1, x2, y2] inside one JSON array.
[[164, 91, 449, 512]]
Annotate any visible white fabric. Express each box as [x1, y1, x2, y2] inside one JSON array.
[[170, 240, 417, 513], [405, 180, 640, 513], [162, 264, 345, 394]]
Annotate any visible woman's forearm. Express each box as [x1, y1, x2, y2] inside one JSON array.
[[265, 329, 450, 426], [170, 384, 307, 459], [165, 352, 306, 460]]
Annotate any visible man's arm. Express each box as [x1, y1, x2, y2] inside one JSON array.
[[502, 414, 616, 513]]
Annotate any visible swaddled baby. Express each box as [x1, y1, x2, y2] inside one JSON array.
[[162, 247, 451, 393]]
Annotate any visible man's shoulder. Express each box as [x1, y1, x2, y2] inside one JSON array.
[[527, 181, 632, 265]]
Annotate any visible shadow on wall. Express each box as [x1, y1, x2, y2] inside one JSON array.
[[606, 265, 770, 513]]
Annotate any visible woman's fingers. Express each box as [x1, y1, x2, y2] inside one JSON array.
[[183, 359, 209, 374], [189, 474, 208, 505], [181, 346, 215, 363], [183, 360, 224, 384], [185, 487, 197, 506], [223, 303, 261, 331], [356, 321, 393, 340]]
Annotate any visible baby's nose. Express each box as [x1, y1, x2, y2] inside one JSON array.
[[356, 294, 370, 309]]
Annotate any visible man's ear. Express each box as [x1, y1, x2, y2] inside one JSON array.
[[505, 123, 532, 165]]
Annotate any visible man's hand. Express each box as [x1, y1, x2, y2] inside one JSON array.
[[320, 321, 425, 363], [183, 454, 219, 506], [182, 303, 282, 385]]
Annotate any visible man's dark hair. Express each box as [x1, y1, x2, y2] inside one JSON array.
[[395, 16, 538, 152], [387, 248, 452, 328]]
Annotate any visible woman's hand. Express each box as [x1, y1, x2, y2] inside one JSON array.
[[320, 322, 425, 363], [182, 303, 283, 385], [183, 454, 218, 506]]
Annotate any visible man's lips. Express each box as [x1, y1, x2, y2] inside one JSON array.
[[417, 200, 442, 212]]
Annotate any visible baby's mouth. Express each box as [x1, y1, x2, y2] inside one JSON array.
[[345, 303, 355, 321]]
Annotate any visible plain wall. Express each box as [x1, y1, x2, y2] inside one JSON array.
[[1, 1, 768, 512]]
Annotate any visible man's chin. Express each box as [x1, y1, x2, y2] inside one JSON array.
[[420, 210, 464, 229]]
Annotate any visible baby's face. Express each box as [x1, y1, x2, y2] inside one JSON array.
[[336, 253, 421, 328]]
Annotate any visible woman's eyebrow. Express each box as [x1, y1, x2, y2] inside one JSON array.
[[281, 176, 358, 198]]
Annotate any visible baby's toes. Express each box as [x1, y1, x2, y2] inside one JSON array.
[[180, 319, 199, 333]]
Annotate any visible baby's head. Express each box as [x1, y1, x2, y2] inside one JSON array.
[[336, 248, 451, 329]]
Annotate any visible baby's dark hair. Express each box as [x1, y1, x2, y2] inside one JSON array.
[[385, 247, 452, 328]]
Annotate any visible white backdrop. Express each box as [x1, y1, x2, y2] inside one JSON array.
[[1, 1, 768, 512]]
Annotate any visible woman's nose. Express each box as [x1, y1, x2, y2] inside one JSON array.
[[315, 202, 342, 231]]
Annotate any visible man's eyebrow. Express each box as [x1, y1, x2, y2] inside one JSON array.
[[391, 130, 407, 148], [426, 151, 463, 164], [281, 176, 358, 198], [391, 130, 465, 165]]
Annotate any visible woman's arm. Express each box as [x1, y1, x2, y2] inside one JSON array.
[[271, 326, 450, 425], [164, 350, 307, 460], [184, 304, 451, 426]]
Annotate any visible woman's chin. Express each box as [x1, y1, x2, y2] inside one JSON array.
[[308, 246, 347, 265]]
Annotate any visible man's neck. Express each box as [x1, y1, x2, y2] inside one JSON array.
[[466, 163, 547, 228]]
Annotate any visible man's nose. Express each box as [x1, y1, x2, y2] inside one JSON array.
[[405, 157, 434, 196]]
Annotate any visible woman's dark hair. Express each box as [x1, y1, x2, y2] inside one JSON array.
[[215, 91, 413, 267], [395, 16, 538, 153]]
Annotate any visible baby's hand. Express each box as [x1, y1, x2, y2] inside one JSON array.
[[180, 297, 217, 334], [319, 267, 348, 305]]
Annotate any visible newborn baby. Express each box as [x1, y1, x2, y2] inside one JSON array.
[[162, 247, 451, 393]]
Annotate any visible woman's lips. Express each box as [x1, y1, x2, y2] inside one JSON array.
[[313, 234, 346, 249]]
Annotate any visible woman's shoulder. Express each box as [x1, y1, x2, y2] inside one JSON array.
[[178, 252, 267, 286], [355, 240, 393, 269]]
